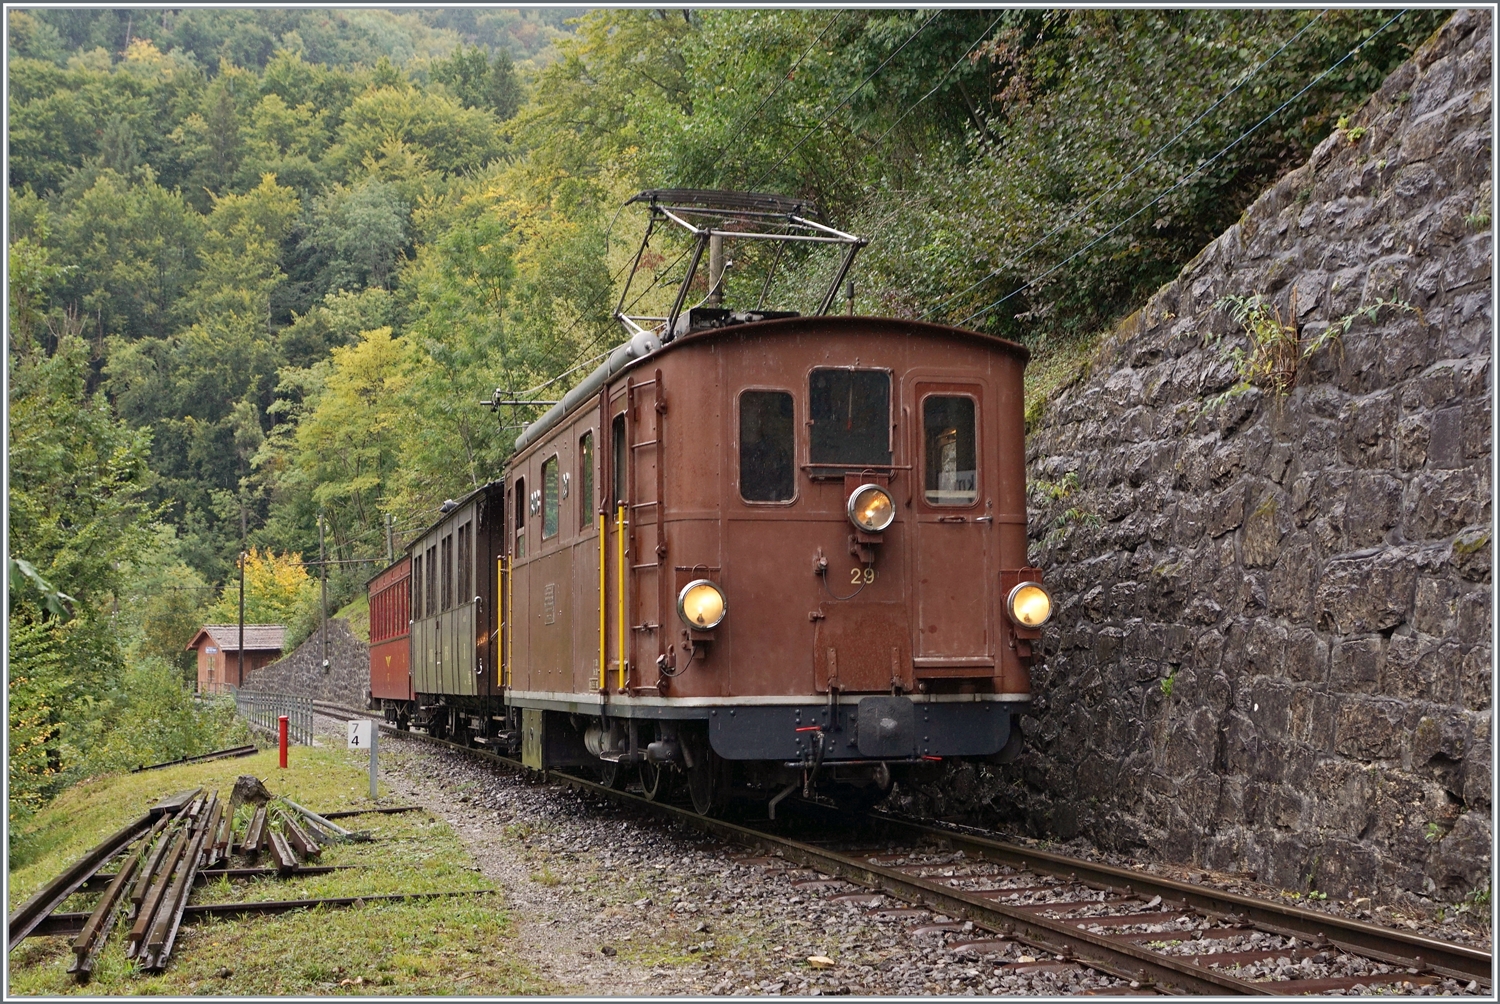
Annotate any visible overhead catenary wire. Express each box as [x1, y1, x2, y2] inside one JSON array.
[[752, 10, 944, 189], [870, 12, 1007, 149], [923, 8, 1331, 322], [956, 8, 1407, 329], [718, 11, 845, 167]]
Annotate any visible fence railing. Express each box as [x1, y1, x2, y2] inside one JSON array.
[[234, 690, 314, 746]]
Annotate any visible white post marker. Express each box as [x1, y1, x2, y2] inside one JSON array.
[[348, 719, 377, 800]]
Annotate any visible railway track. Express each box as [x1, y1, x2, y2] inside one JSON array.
[[377, 723, 1491, 996]]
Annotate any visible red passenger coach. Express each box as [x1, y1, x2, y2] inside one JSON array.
[[368, 556, 412, 707]]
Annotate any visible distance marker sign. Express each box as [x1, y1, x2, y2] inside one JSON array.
[[348, 719, 373, 749]]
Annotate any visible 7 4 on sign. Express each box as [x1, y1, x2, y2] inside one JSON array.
[[348, 719, 377, 799]]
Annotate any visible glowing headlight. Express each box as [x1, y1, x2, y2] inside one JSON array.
[[677, 579, 727, 630], [1006, 581, 1053, 628], [847, 484, 896, 533]]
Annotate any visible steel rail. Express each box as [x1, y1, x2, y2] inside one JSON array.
[[378, 723, 1493, 994], [868, 813, 1493, 986], [33, 891, 499, 940], [7, 812, 156, 947]]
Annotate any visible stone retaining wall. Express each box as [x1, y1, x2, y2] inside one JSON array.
[[243, 619, 371, 711], [898, 11, 1492, 904]]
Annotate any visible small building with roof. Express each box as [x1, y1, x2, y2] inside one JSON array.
[[187, 624, 286, 693]]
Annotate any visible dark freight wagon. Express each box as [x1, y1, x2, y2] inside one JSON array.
[[374, 191, 1053, 814]]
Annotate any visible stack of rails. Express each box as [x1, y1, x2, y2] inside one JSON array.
[[7, 788, 345, 983]]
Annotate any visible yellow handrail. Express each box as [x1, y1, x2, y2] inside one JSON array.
[[617, 504, 626, 692], [504, 555, 510, 690], [506, 552, 514, 688], [598, 516, 606, 691]]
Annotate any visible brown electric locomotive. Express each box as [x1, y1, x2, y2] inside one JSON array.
[[371, 191, 1053, 814]]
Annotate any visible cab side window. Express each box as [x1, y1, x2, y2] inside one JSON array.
[[739, 390, 795, 502], [923, 395, 978, 505], [612, 414, 627, 511], [542, 456, 560, 539], [579, 432, 594, 528], [513, 477, 526, 558]]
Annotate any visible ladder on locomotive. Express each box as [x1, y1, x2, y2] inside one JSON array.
[[624, 368, 667, 693]]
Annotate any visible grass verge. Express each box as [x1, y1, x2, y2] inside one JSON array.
[[8, 747, 550, 996]]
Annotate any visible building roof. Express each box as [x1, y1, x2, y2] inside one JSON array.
[[187, 624, 286, 653]]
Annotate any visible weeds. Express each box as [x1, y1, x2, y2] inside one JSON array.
[[1207, 292, 1419, 409], [1030, 471, 1079, 503], [1212, 292, 1301, 395], [1042, 506, 1101, 547]]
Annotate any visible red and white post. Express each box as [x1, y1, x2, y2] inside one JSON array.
[[278, 715, 289, 769]]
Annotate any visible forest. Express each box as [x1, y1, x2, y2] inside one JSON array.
[[7, 7, 1446, 822]]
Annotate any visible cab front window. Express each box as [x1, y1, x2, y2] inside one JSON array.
[[809, 368, 891, 472]]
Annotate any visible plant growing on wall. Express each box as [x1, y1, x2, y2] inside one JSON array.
[[1208, 291, 1418, 407], [1212, 292, 1301, 395]]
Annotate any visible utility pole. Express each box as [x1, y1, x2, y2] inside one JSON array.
[[386, 513, 394, 563], [707, 233, 725, 307], [237, 504, 246, 689], [319, 513, 329, 674]]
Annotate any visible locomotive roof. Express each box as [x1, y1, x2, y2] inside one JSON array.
[[511, 314, 1029, 459]]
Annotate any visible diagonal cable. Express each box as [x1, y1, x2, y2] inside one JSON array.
[[871, 12, 1006, 149], [718, 11, 845, 168], [925, 8, 1331, 322], [956, 9, 1407, 329], [753, 10, 944, 189]]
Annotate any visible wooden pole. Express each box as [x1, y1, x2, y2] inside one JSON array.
[[237, 505, 246, 689], [319, 514, 328, 674]]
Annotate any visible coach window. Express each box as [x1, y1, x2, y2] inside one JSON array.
[[513, 477, 526, 559], [457, 522, 471, 600], [612, 414, 627, 510], [923, 395, 978, 506], [412, 554, 423, 620], [579, 432, 595, 528], [809, 368, 892, 471], [426, 545, 438, 617], [441, 534, 454, 610], [739, 390, 795, 502], [542, 456, 560, 539]]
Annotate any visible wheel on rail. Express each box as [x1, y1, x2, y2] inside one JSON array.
[[597, 760, 628, 789], [682, 729, 729, 816], [639, 759, 672, 802]]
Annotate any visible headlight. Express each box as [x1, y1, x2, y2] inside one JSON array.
[[677, 579, 727, 630], [847, 484, 895, 532], [1006, 581, 1053, 628]]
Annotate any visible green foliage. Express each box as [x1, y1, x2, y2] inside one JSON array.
[[431, 43, 521, 120], [7, 617, 74, 827], [81, 660, 254, 776], [1212, 293, 1302, 396], [9, 331, 155, 608]]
